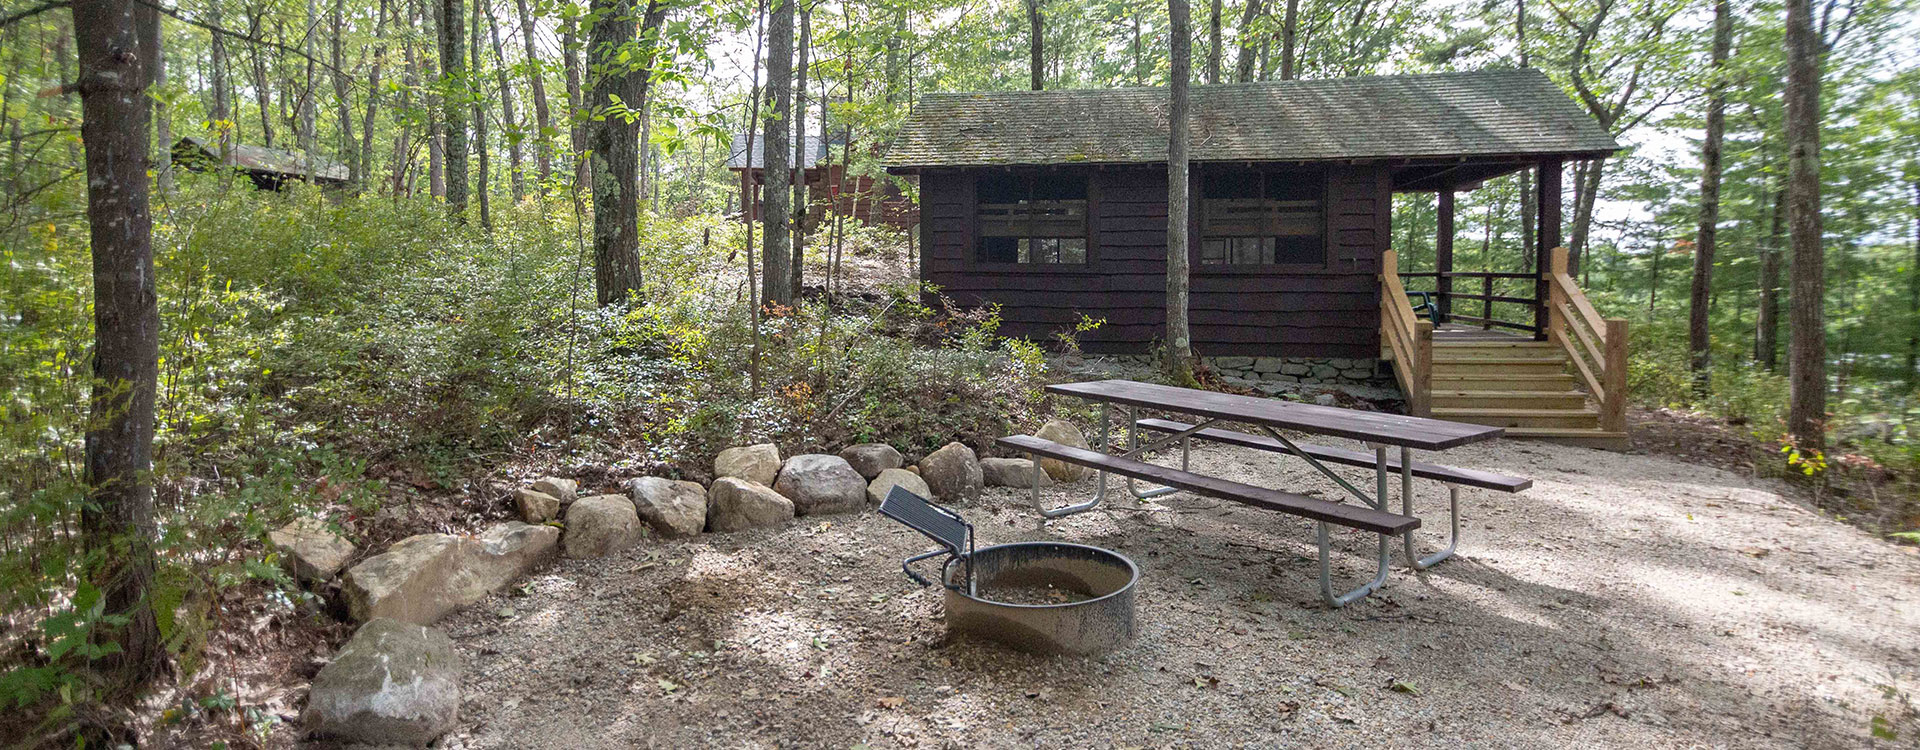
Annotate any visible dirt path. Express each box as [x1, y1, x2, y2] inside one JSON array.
[[426, 436, 1920, 749]]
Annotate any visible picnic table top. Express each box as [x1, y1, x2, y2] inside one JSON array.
[[1046, 379, 1505, 451]]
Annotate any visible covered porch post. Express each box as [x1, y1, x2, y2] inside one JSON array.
[[1534, 159, 1564, 340], [1436, 188, 1454, 324]]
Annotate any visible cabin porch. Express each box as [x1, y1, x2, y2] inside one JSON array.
[[1379, 159, 1630, 449]]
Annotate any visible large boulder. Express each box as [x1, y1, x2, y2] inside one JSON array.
[[514, 487, 561, 523], [342, 523, 559, 625], [706, 478, 794, 532], [837, 444, 903, 480], [626, 477, 707, 537], [529, 477, 578, 505], [714, 443, 781, 486], [1034, 420, 1093, 482], [773, 454, 868, 516], [981, 457, 1054, 489], [564, 494, 641, 558], [918, 442, 984, 503], [269, 517, 356, 584], [866, 468, 933, 506], [304, 618, 461, 746]]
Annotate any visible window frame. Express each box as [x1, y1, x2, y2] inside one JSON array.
[[1192, 166, 1333, 275], [966, 170, 1097, 273]]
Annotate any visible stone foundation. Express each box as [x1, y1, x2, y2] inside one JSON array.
[[1106, 355, 1386, 387]]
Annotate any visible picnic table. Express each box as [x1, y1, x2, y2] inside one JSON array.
[[997, 379, 1530, 607]]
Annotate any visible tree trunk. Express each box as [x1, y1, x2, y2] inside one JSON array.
[[1784, 0, 1825, 452], [1025, 0, 1044, 90], [246, 7, 274, 147], [439, 0, 468, 219], [1234, 0, 1262, 82], [361, 0, 389, 192], [1756, 187, 1783, 370], [486, 0, 523, 201], [151, 19, 171, 194], [563, 20, 586, 190], [1205, 0, 1222, 84], [1166, 0, 1195, 380], [790, 6, 809, 300], [761, 0, 794, 306], [1567, 156, 1604, 276], [1279, 0, 1297, 80], [1687, 0, 1733, 398], [331, 0, 357, 185], [1515, 0, 1534, 260], [209, 0, 233, 163], [73, 0, 167, 696], [1909, 179, 1919, 385], [395, 0, 421, 195], [470, 0, 490, 229], [513, 0, 551, 185], [586, 0, 663, 305], [299, 0, 318, 181]]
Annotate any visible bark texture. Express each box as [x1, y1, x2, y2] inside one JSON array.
[[1165, 0, 1195, 380], [1687, 0, 1733, 397], [1783, 0, 1825, 451]]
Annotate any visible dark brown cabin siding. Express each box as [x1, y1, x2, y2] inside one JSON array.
[[919, 164, 1388, 358]]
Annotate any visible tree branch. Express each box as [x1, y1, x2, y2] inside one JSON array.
[[0, 0, 67, 28]]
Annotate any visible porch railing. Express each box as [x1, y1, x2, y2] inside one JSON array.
[[1379, 249, 1433, 416], [1542, 247, 1629, 433], [1397, 270, 1542, 335]]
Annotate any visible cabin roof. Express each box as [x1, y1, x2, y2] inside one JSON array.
[[885, 68, 1620, 171], [174, 136, 349, 182], [727, 134, 831, 170]]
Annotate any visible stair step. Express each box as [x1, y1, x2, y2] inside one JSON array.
[[1501, 427, 1631, 450], [1432, 340, 1559, 350], [1432, 407, 1601, 430], [1432, 358, 1570, 375], [1428, 348, 1566, 360], [1432, 373, 1579, 391], [1431, 391, 1591, 410]]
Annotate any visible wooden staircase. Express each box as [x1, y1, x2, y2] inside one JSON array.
[[1380, 248, 1629, 450]]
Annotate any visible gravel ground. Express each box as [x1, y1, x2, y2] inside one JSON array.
[[418, 436, 1920, 749]]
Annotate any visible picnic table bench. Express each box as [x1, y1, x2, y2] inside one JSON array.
[[996, 379, 1529, 607]]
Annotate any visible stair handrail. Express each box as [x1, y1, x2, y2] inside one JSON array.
[[1381, 249, 1433, 417], [1542, 247, 1627, 433]]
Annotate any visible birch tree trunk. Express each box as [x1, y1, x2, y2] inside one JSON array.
[[1166, 0, 1195, 381], [1783, 0, 1825, 452], [1687, 0, 1733, 397]]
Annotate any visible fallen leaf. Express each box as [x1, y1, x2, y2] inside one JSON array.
[[1389, 680, 1422, 696], [877, 696, 906, 709]]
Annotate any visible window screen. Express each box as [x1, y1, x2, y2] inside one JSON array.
[[1199, 170, 1325, 266], [977, 174, 1089, 264]]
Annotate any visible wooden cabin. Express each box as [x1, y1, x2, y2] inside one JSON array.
[[172, 136, 350, 191], [885, 68, 1632, 446], [729, 134, 918, 231]]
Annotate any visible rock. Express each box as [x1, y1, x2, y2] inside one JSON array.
[[904, 465, 920, 476], [706, 478, 795, 532], [342, 523, 558, 625], [1280, 362, 1311, 376], [514, 488, 561, 523], [773, 454, 868, 516], [981, 457, 1053, 488], [529, 477, 577, 504], [1313, 393, 1339, 406], [1214, 356, 1255, 369], [269, 517, 355, 584], [304, 618, 461, 746], [867, 468, 934, 505], [837, 443, 904, 480], [626, 477, 708, 537], [1034, 420, 1092, 482], [564, 495, 641, 558], [714, 443, 781, 486], [471, 522, 560, 585], [918, 442, 984, 503]]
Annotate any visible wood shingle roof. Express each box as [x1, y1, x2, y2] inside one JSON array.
[[885, 68, 1619, 171]]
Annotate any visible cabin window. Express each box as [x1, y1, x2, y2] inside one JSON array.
[[1199, 171, 1325, 266], [975, 173, 1089, 264]]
